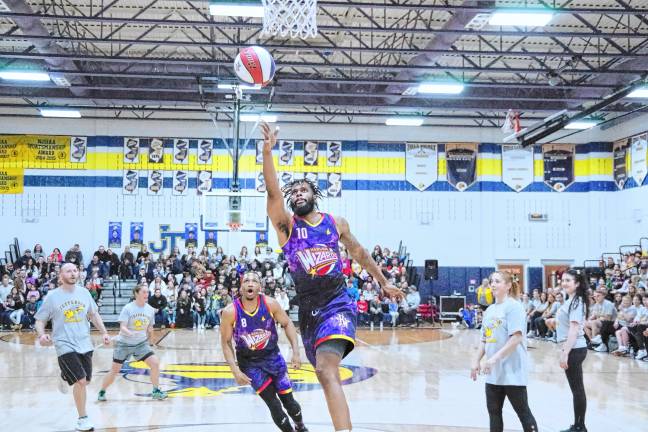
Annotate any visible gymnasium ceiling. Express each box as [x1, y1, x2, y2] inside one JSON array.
[[0, 0, 647, 127]]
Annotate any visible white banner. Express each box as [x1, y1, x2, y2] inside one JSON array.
[[147, 170, 164, 196], [148, 138, 164, 164], [123, 137, 140, 163], [197, 139, 213, 165], [502, 145, 534, 192], [255, 171, 266, 193], [70, 136, 87, 163], [279, 171, 294, 189], [173, 170, 188, 196], [173, 138, 189, 164], [631, 133, 647, 186], [197, 170, 213, 195], [327, 172, 342, 197], [278, 140, 294, 166], [327, 141, 342, 167], [123, 170, 139, 195], [405, 143, 437, 191]]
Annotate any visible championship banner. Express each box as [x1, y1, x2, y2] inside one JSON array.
[[70, 137, 87, 163], [148, 138, 164, 164], [543, 144, 575, 192], [197, 139, 213, 165], [502, 145, 534, 192], [255, 172, 266, 193], [327, 141, 342, 167], [326, 172, 342, 197], [185, 223, 198, 247], [147, 170, 164, 196], [123, 169, 139, 195], [0, 168, 23, 194], [279, 140, 294, 166], [173, 170, 188, 196], [405, 143, 437, 191], [197, 170, 213, 195], [613, 139, 629, 190], [631, 133, 647, 187], [24, 135, 69, 164], [255, 140, 264, 165], [445, 143, 477, 191], [124, 137, 140, 163], [304, 141, 319, 166], [279, 171, 294, 189], [256, 231, 268, 248], [205, 230, 218, 248], [108, 222, 122, 248], [173, 138, 189, 164], [0, 136, 22, 163], [130, 222, 144, 248]]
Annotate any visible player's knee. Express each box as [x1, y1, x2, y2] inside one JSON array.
[[146, 356, 160, 369], [279, 392, 301, 416], [75, 378, 88, 387], [315, 363, 340, 386]]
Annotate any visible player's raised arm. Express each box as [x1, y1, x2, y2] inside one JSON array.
[[267, 297, 301, 369], [260, 122, 292, 241], [335, 216, 404, 301]]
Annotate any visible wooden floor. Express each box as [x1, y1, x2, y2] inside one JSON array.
[[1, 326, 646, 432]]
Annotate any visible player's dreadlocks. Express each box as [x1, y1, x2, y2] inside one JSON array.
[[281, 178, 323, 211]]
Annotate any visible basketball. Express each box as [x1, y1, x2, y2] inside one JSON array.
[[233, 46, 276, 86]]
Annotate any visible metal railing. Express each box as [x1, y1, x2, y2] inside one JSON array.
[[619, 244, 641, 255]]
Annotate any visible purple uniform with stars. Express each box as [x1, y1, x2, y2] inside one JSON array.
[[233, 295, 292, 395], [281, 213, 357, 366]]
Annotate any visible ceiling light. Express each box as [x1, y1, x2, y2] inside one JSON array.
[[240, 113, 277, 122], [217, 82, 262, 90], [385, 117, 424, 126], [627, 86, 648, 98], [418, 82, 465, 95], [209, 0, 264, 17], [488, 10, 554, 27], [564, 120, 598, 130], [0, 70, 51, 81], [39, 108, 82, 118]]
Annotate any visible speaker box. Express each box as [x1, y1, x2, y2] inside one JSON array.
[[424, 259, 438, 280]]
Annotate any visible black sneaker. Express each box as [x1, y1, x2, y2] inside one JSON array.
[[295, 425, 309, 432], [560, 425, 587, 432]]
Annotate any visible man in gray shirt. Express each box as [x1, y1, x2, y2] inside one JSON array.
[[584, 289, 617, 352], [35, 263, 111, 432]]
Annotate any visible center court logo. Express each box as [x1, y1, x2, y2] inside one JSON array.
[[121, 362, 376, 398], [296, 245, 339, 276]]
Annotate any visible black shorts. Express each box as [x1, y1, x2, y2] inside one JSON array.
[[58, 351, 93, 385]]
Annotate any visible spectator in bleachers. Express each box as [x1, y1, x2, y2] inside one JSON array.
[[401, 286, 421, 325], [106, 249, 120, 278], [629, 294, 648, 360], [261, 246, 277, 263], [49, 247, 63, 263], [0, 274, 12, 302], [357, 297, 369, 326], [192, 290, 207, 330], [149, 288, 168, 328], [369, 297, 383, 330], [535, 293, 557, 340], [526, 290, 543, 337], [387, 296, 399, 327], [371, 245, 383, 263], [7, 287, 25, 330], [32, 244, 44, 260], [612, 294, 638, 356], [345, 278, 359, 302], [587, 289, 618, 353], [176, 290, 192, 328], [15, 248, 32, 268], [64, 244, 83, 266]]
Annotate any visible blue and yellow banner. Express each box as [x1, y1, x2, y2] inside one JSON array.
[[0, 167, 23, 194]]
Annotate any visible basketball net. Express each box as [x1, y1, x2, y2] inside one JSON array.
[[501, 109, 521, 134], [226, 222, 242, 232], [262, 0, 318, 39]]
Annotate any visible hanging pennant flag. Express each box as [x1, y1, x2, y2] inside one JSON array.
[[543, 144, 575, 192], [205, 230, 218, 248], [108, 222, 122, 248], [123, 169, 139, 195], [631, 133, 647, 187], [304, 141, 319, 166], [405, 143, 437, 191], [613, 139, 629, 190], [327, 172, 342, 197], [255, 171, 267, 193], [279, 140, 294, 166], [173, 170, 188, 196], [304, 172, 319, 185], [327, 141, 342, 167], [148, 138, 164, 164], [130, 222, 144, 248], [197, 170, 213, 195], [255, 139, 264, 165], [173, 138, 189, 164], [70, 136, 87, 163], [279, 171, 294, 189], [123, 137, 140, 163], [502, 145, 534, 192], [197, 139, 213, 165], [445, 143, 477, 191], [185, 223, 198, 247], [147, 170, 164, 196]]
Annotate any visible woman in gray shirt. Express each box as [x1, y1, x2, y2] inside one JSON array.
[[471, 271, 538, 432], [556, 269, 589, 432]]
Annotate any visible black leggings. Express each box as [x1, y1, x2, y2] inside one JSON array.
[[259, 383, 304, 432], [485, 384, 538, 432], [629, 324, 648, 350], [564, 347, 587, 428], [599, 320, 615, 347]]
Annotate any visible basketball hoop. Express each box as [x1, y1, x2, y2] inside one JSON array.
[[262, 0, 318, 39]]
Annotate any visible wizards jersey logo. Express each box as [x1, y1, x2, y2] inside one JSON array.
[[241, 328, 272, 351], [296, 245, 339, 276], [120, 362, 376, 398]]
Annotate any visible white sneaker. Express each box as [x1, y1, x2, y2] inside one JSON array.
[[76, 416, 94, 431], [594, 344, 608, 353], [193, 325, 197, 330], [379, 322, 383, 331], [634, 349, 647, 360], [591, 335, 602, 344], [370, 323, 374, 331], [58, 377, 69, 394], [527, 330, 535, 337]]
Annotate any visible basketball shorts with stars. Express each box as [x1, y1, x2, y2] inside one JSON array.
[[298, 288, 357, 366], [238, 350, 293, 395]]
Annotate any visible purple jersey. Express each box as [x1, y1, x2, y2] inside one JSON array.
[[281, 213, 346, 306], [233, 295, 278, 359]]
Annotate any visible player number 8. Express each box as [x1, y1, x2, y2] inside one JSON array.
[[241, 318, 247, 328]]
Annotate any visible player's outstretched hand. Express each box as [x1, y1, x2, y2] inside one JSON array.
[[102, 333, 112, 346], [260, 122, 279, 154], [381, 283, 404, 302], [38, 334, 53, 346], [234, 369, 252, 386], [291, 352, 302, 370]]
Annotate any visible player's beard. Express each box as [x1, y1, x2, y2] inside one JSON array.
[[290, 197, 315, 217]]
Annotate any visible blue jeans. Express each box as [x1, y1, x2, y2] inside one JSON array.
[[192, 311, 206, 326], [154, 310, 169, 326], [206, 310, 220, 326], [168, 310, 176, 325]]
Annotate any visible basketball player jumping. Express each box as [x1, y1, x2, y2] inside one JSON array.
[[260, 122, 403, 431], [221, 271, 308, 432]]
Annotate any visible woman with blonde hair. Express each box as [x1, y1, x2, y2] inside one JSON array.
[[471, 271, 537, 432]]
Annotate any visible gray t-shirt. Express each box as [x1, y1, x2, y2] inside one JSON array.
[[118, 302, 155, 345], [481, 297, 528, 386], [556, 296, 587, 349], [0, 285, 11, 302], [591, 299, 617, 320], [618, 305, 637, 326], [34, 286, 98, 356]]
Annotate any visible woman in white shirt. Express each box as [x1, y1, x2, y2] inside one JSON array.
[[471, 271, 537, 432]]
